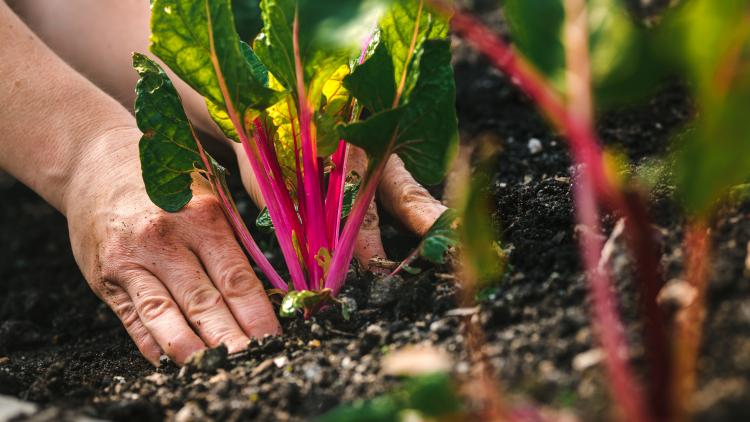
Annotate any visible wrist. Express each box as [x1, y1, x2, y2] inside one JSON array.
[[61, 125, 143, 217]]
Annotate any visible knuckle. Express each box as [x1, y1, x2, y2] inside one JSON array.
[[361, 200, 380, 230], [137, 213, 175, 241], [183, 285, 223, 318], [189, 195, 223, 223], [398, 183, 435, 206], [137, 295, 175, 322], [219, 262, 258, 298], [113, 301, 139, 327]]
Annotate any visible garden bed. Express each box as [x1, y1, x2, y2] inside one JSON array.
[[2, 33, 750, 422]]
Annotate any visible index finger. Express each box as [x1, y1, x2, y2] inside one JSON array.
[[378, 155, 447, 236]]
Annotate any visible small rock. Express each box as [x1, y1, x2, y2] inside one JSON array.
[[310, 323, 324, 338], [339, 296, 358, 314], [0, 394, 37, 421], [368, 276, 401, 307], [174, 402, 206, 422], [144, 372, 167, 386], [185, 344, 228, 374], [158, 355, 172, 368], [429, 319, 453, 340], [572, 348, 604, 371], [273, 356, 289, 368], [0, 356, 10, 366], [359, 324, 385, 353], [260, 336, 284, 354], [382, 346, 452, 376], [657, 279, 698, 312], [527, 138, 543, 155]]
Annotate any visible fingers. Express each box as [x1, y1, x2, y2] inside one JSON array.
[[378, 155, 447, 236], [121, 270, 205, 365], [147, 251, 252, 354], [98, 279, 162, 365], [347, 146, 388, 269], [233, 142, 266, 208], [192, 222, 281, 339]]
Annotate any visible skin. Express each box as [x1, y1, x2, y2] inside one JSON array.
[[1, 0, 446, 365]]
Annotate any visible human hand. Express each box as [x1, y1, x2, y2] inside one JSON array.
[[65, 128, 280, 366], [234, 143, 447, 271]]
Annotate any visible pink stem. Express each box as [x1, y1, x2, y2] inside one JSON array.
[[193, 132, 287, 291], [252, 119, 314, 274], [240, 130, 308, 291], [325, 141, 348, 250], [293, 12, 328, 286], [325, 163, 385, 295], [571, 154, 652, 422]]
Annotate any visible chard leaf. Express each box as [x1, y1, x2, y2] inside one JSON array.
[[503, 0, 664, 106], [341, 180, 360, 219], [663, 0, 750, 214], [342, 42, 396, 113], [379, 0, 449, 101], [419, 209, 459, 264], [150, 0, 282, 136], [254, 0, 388, 104], [339, 39, 458, 185], [318, 373, 461, 422], [133, 53, 203, 212], [279, 289, 333, 318]]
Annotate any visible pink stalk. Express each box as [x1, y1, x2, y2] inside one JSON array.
[[240, 131, 308, 291], [325, 141, 348, 250], [192, 128, 287, 291], [293, 11, 328, 286], [204, 11, 305, 290], [571, 150, 652, 422], [323, 33, 372, 251], [325, 163, 385, 295], [252, 119, 314, 271]]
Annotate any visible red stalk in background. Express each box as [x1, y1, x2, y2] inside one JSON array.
[[426, 0, 666, 420]]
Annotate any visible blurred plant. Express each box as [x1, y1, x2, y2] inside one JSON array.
[[424, 0, 750, 420]]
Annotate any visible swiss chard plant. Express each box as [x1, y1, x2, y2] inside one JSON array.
[[133, 0, 458, 317]]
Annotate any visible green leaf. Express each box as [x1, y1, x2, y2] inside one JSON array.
[[504, 0, 566, 90], [379, 0, 449, 101], [340, 39, 458, 185], [342, 42, 396, 113], [341, 180, 361, 218], [254, 0, 387, 105], [419, 209, 459, 264], [133, 53, 203, 212], [232, 0, 263, 42], [279, 289, 333, 318], [503, 0, 664, 106], [317, 373, 461, 422], [662, 0, 750, 214], [150, 0, 281, 130]]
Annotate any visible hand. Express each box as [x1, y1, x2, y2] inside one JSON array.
[[65, 128, 280, 366], [234, 143, 447, 270]]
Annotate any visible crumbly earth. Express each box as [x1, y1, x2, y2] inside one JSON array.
[[2, 6, 750, 422]]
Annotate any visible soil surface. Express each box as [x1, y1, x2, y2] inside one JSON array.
[[2, 7, 750, 422]]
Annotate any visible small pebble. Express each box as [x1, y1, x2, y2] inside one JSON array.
[[527, 138, 543, 155], [0, 356, 10, 366]]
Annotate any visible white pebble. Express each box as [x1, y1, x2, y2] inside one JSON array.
[[527, 138, 543, 155]]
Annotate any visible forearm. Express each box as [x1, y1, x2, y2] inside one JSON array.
[[7, 0, 222, 140], [0, 2, 137, 214]]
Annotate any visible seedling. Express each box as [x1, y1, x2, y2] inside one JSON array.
[[133, 0, 458, 317]]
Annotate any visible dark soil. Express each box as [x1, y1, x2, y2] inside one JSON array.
[[2, 14, 750, 422]]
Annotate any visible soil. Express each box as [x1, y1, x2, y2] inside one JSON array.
[[2, 7, 750, 422]]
